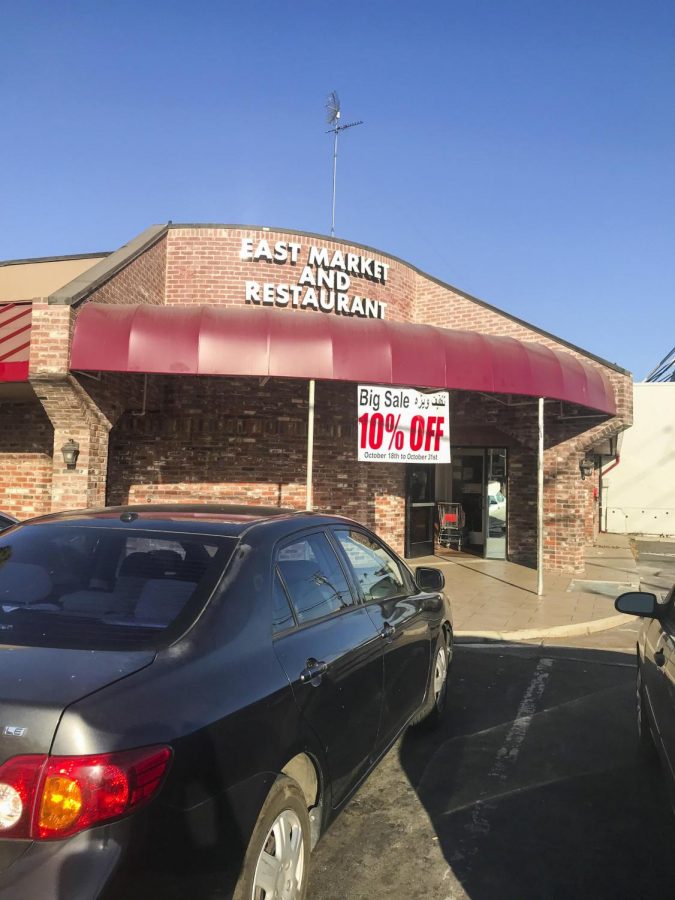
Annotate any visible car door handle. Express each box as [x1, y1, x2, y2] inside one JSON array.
[[654, 648, 666, 668], [300, 659, 328, 684], [380, 622, 395, 642]]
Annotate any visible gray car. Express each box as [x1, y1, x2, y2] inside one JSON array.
[[616, 585, 675, 803]]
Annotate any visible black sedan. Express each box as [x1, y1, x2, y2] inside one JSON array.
[[0, 505, 452, 899], [0, 513, 17, 532], [616, 585, 675, 803]]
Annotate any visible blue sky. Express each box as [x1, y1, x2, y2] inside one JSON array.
[[2, 0, 673, 379]]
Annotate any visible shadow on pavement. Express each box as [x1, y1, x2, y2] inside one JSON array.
[[399, 642, 675, 900], [436, 557, 539, 596]]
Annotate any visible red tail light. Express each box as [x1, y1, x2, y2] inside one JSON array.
[[0, 745, 171, 841]]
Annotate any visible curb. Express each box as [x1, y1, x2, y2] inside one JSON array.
[[455, 613, 634, 643]]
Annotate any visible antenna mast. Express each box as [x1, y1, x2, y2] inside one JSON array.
[[325, 91, 363, 237]]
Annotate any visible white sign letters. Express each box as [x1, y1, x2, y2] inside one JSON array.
[[241, 237, 389, 319]]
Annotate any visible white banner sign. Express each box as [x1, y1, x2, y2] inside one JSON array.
[[357, 385, 451, 464]]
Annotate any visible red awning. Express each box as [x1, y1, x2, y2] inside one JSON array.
[[70, 305, 616, 414]]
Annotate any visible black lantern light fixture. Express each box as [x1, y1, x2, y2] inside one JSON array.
[[579, 457, 595, 480], [61, 439, 80, 470]]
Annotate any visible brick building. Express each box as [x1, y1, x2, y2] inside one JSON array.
[[0, 224, 632, 573]]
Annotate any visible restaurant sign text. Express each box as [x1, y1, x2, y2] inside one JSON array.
[[241, 238, 388, 319]]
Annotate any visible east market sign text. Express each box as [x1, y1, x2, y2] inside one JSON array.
[[241, 238, 389, 319]]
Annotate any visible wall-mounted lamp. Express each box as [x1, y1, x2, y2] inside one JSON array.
[[579, 457, 595, 480], [61, 439, 80, 470]]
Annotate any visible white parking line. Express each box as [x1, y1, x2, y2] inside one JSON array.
[[467, 658, 553, 844], [492, 657, 553, 777]]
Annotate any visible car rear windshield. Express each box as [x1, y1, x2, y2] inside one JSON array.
[[0, 524, 236, 650]]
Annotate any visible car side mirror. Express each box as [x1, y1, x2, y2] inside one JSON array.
[[416, 567, 445, 592], [614, 591, 659, 618]]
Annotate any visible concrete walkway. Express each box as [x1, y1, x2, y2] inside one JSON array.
[[413, 533, 640, 641]]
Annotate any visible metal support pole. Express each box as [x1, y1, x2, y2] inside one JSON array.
[[330, 130, 338, 237], [306, 379, 316, 511], [537, 397, 544, 597]]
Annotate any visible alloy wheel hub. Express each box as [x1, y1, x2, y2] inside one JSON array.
[[253, 808, 304, 900]]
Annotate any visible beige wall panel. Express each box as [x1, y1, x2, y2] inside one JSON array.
[[0, 257, 106, 302]]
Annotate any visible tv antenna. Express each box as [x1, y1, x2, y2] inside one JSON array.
[[325, 91, 363, 237]]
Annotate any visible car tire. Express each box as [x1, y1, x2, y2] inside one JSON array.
[[233, 775, 311, 900], [636, 661, 658, 761], [410, 626, 452, 729]]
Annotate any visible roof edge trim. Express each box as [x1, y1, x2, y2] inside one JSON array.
[[0, 252, 111, 269], [48, 225, 169, 307]]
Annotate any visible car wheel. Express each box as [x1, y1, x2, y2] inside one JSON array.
[[636, 662, 657, 761], [411, 626, 452, 729], [233, 776, 311, 900]]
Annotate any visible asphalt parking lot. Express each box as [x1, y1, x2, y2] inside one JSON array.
[[308, 641, 675, 900]]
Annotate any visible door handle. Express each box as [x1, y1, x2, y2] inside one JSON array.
[[380, 622, 396, 642], [655, 648, 666, 668], [300, 659, 328, 684]]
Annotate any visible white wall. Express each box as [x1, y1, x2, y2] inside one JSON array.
[[603, 383, 675, 535]]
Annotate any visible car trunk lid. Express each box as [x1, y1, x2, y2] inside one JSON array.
[[0, 644, 153, 872], [0, 644, 154, 763]]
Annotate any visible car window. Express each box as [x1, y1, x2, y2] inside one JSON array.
[[276, 532, 354, 625], [334, 529, 410, 603], [272, 572, 296, 634], [0, 524, 235, 650]]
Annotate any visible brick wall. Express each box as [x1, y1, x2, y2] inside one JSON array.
[[106, 376, 406, 554], [449, 392, 617, 571], [28, 303, 74, 378], [85, 236, 167, 306], [104, 374, 608, 568], [33, 378, 112, 511], [583, 470, 600, 544], [165, 228, 417, 322], [0, 401, 53, 518]]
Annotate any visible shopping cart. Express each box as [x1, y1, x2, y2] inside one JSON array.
[[437, 502, 467, 551]]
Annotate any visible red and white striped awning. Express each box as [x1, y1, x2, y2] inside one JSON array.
[[0, 303, 31, 382]]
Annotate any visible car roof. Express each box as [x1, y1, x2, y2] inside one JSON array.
[[12, 504, 360, 539]]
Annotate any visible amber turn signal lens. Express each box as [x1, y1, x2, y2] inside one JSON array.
[[39, 776, 83, 833]]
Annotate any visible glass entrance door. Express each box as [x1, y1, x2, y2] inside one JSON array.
[[450, 449, 485, 554], [405, 465, 436, 558], [448, 447, 507, 559], [485, 449, 507, 559]]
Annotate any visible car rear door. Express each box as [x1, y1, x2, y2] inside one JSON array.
[[647, 593, 675, 780], [271, 529, 384, 808], [331, 527, 433, 750]]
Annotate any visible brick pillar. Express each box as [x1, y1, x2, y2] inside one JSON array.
[[543, 447, 587, 573], [28, 303, 113, 512], [33, 378, 112, 511]]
